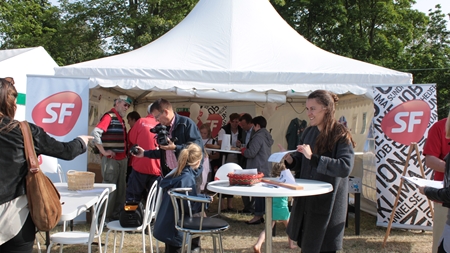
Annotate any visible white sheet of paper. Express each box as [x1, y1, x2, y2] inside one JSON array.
[[268, 150, 297, 163], [402, 176, 444, 188], [278, 169, 296, 184], [234, 168, 258, 175]]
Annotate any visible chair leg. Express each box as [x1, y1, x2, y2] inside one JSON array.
[[187, 234, 192, 253], [36, 238, 41, 253], [155, 239, 160, 253], [181, 233, 187, 253], [119, 231, 125, 253], [146, 226, 153, 253], [104, 230, 111, 253], [212, 235, 217, 252], [113, 231, 118, 253], [218, 234, 224, 253], [98, 236, 103, 253], [46, 242, 53, 253]]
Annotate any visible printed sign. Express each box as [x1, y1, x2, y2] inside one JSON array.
[[374, 85, 437, 230]]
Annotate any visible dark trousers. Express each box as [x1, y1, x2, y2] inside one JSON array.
[[438, 239, 447, 253], [126, 169, 160, 202], [254, 197, 265, 216], [242, 196, 255, 212], [0, 214, 35, 253], [164, 237, 200, 253]]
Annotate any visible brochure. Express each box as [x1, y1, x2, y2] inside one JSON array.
[[401, 176, 443, 189], [268, 150, 297, 163]]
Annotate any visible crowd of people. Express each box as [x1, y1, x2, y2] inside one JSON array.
[[6, 75, 414, 253]]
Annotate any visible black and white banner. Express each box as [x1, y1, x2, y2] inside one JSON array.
[[374, 85, 437, 230]]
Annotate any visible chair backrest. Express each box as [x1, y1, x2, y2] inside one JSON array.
[[214, 163, 242, 180], [89, 188, 109, 242], [168, 189, 212, 231], [153, 186, 164, 219], [56, 164, 64, 182], [143, 180, 159, 228]]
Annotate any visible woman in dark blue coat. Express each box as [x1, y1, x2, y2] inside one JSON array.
[[153, 142, 204, 253], [285, 90, 355, 253]]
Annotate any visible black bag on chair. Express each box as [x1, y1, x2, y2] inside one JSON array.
[[119, 201, 144, 227]]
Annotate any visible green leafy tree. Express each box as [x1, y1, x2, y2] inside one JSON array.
[[59, 0, 198, 54], [273, 0, 450, 117], [0, 0, 105, 65]]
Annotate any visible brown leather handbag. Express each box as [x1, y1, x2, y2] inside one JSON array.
[[20, 121, 62, 231]]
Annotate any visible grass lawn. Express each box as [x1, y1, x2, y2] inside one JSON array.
[[36, 196, 433, 253]]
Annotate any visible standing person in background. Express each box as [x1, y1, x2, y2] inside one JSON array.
[[216, 113, 242, 212], [284, 90, 355, 253], [217, 113, 243, 164], [241, 116, 274, 224], [133, 98, 204, 190], [419, 112, 450, 253], [0, 77, 92, 252], [126, 111, 141, 182], [91, 95, 132, 221], [238, 113, 255, 214], [200, 123, 220, 192], [126, 105, 161, 202], [423, 117, 450, 253]]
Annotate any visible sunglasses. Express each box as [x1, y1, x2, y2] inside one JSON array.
[[1, 77, 15, 86]]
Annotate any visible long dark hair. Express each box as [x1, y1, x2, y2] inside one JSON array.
[[309, 90, 355, 154], [0, 77, 19, 132]]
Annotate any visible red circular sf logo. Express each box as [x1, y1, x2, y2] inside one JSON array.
[[380, 100, 431, 145]]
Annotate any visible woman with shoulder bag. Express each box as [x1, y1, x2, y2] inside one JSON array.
[[0, 77, 92, 253]]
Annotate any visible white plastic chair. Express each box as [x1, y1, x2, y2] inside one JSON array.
[[46, 188, 110, 253], [104, 180, 159, 253], [214, 163, 242, 216], [153, 186, 164, 253]]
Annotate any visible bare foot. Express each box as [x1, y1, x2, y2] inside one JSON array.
[[288, 243, 297, 249], [253, 244, 261, 253]]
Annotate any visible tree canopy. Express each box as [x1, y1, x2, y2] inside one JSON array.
[[0, 0, 449, 116]]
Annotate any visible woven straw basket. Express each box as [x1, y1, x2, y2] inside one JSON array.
[[227, 172, 264, 186], [67, 170, 95, 191]]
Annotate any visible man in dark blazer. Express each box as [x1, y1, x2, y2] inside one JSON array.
[[238, 113, 256, 214]]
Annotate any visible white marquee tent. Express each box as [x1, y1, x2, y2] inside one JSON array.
[[54, 0, 412, 104], [54, 0, 414, 216], [0, 47, 58, 121]]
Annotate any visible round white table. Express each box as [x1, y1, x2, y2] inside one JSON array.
[[207, 178, 333, 252]]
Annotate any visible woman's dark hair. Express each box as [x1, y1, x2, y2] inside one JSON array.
[[0, 77, 19, 132], [251, 116, 267, 128], [308, 90, 355, 154]]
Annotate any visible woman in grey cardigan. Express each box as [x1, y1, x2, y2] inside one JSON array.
[[285, 90, 355, 253]]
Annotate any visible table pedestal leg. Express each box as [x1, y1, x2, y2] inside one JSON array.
[[265, 197, 273, 252]]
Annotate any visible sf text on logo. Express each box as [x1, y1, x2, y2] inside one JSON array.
[[380, 100, 430, 146], [32, 92, 82, 136]]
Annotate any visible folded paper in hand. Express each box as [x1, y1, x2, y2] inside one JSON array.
[[402, 176, 443, 188], [268, 150, 297, 163]]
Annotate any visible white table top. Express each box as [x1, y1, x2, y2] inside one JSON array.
[[55, 182, 116, 221], [205, 148, 241, 154], [207, 178, 333, 197]]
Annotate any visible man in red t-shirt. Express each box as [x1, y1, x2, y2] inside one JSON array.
[[91, 95, 131, 220], [423, 118, 450, 253], [126, 105, 161, 201]]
